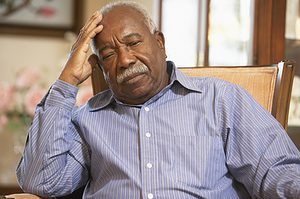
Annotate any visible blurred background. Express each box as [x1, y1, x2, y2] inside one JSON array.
[[0, 0, 299, 194]]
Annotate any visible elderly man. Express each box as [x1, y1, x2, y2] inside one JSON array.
[[17, 1, 300, 199]]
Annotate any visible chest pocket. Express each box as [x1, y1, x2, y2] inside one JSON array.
[[155, 134, 227, 189]]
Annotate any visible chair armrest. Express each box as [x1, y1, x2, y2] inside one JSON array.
[[4, 193, 41, 199]]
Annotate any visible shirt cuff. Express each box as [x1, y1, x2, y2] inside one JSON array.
[[45, 79, 79, 111]]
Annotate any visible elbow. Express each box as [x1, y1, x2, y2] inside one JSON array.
[[17, 165, 44, 196], [18, 170, 73, 197], [19, 182, 44, 197], [17, 175, 71, 198]]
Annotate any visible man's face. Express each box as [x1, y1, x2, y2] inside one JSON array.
[[94, 6, 169, 105]]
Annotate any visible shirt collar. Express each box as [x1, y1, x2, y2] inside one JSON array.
[[168, 61, 202, 93], [88, 89, 114, 111], [88, 61, 202, 111]]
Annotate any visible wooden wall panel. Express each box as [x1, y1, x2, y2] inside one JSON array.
[[253, 0, 287, 65]]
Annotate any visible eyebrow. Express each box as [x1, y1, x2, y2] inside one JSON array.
[[123, 33, 142, 40], [98, 45, 111, 53], [98, 33, 143, 53]]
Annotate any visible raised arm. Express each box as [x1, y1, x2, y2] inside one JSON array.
[[16, 12, 103, 198], [59, 11, 103, 86]]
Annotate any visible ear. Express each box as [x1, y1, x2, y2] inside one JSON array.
[[154, 31, 165, 50]]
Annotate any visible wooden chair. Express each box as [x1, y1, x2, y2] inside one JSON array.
[[92, 60, 296, 130], [8, 60, 295, 198]]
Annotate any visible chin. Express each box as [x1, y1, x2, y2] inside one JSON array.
[[117, 87, 153, 104], [128, 90, 150, 100]]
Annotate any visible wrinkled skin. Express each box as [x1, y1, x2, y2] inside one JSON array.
[[95, 6, 169, 104], [59, 5, 169, 105]]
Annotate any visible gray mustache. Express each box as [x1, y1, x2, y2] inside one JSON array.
[[117, 63, 149, 83]]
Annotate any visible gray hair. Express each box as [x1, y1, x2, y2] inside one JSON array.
[[91, 1, 158, 54], [100, 1, 157, 33]]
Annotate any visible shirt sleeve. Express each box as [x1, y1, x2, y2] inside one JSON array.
[[219, 83, 300, 198], [16, 80, 90, 197]]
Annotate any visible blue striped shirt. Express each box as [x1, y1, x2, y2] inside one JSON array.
[[17, 61, 300, 198]]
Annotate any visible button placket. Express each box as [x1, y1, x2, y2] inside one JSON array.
[[140, 105, 155, 197]]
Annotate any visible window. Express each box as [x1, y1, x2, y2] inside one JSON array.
[[160, 0, 202, 67], [159, 0, 255, 66]]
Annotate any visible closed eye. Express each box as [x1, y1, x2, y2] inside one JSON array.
[[102, 52, 115, 60], [128, 41, 141, 47]]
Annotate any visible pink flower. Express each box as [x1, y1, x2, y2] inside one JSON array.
[[76, 86, 93, 106], [0, 81, 15, 113], [15, 68, 41, 89], [24, 86, 47, 116]]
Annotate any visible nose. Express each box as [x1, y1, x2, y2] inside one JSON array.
[[117, 46, 136, 69]]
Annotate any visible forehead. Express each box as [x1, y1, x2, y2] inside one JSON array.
[[99, 6, 149, 38]]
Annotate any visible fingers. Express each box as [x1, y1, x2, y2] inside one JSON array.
[[82, 25, 103, 53], [82, 11, 102, 33], [60, 12, 103, 86], [79, 11, 102, 39], [72, 11, 103, 53]]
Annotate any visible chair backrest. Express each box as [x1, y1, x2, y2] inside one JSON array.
[[91, 61, 296, 130]]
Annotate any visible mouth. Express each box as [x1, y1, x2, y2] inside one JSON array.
[[122, 72, 147, 84]]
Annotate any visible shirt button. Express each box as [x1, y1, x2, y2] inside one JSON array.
[[144, 107, 150, 111], [145, 132, 151, 138], [147, 193, 154, 199], [146, 163, 153, 169]]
